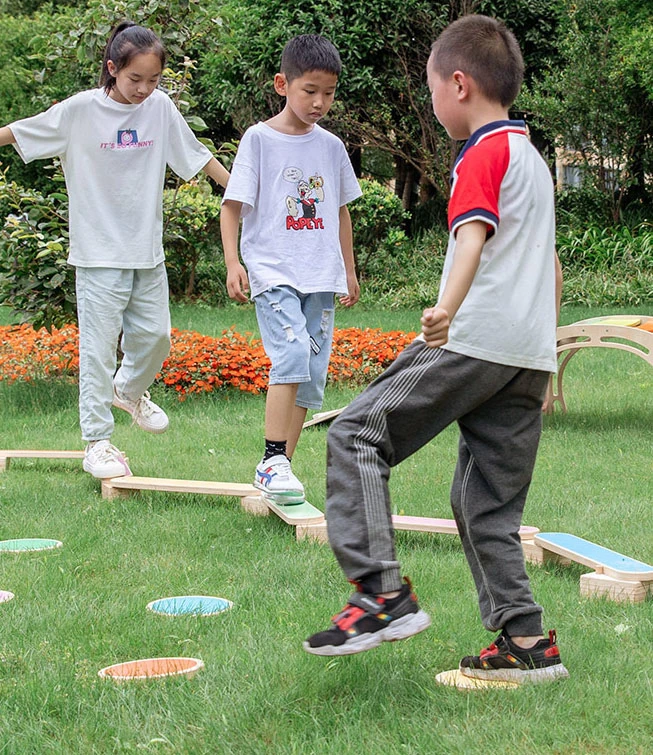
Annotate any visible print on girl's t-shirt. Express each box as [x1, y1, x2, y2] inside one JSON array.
[[284, 166, 325, 231], [118, 129, 137, 146], [100, 130, 154, 151]]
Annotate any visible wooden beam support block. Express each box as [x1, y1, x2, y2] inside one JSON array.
[[101, 480, 131, 501], [240, 495, 270, 516], [580, 572, 651, 604], [296, 521, 329, 543], [521, 540, 572, 567]]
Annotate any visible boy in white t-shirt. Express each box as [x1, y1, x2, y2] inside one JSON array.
[[304, 16, 568, 685], [221, 34, 361, 503]]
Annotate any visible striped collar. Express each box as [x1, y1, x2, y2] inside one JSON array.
[[455, 120, 527, 168]]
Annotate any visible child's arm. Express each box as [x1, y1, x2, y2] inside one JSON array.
[[201, 156, 230, 190], [338, 204, 359, 307], [421, 220, 486, 348], [0, 126, 16, 147], [541, 251, 564, 413], [554, 251, 563, 319], [220, 199, 249, 302]]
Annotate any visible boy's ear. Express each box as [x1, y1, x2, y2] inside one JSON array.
[[273, 73, 288, 96], [452, 70, 471, 101]]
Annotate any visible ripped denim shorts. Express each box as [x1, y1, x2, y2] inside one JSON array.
[[254, 286, 335, 409]]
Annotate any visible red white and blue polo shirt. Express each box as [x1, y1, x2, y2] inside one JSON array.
[[439, 120, 558, 372]]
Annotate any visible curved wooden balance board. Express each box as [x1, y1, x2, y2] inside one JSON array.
[[101, 476, 326, 543], [302, 407, 345, 428], [547, 315, 653, 413], [0, 450, 85, 472], [524, 532, 653, 603]]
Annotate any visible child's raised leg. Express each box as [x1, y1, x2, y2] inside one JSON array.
[[112, 264, 170, 434]]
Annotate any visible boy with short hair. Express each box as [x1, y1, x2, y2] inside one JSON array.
[[221, 34, 360, 503], [304, 15, 567, 685]]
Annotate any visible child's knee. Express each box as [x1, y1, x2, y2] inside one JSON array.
[[150, 328, 171, 358]]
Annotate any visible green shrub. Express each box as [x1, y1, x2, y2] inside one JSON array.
[[555, 185, 614, 228], [359, 226, 447, 309], [163, 180, 224, 300], [349, 178, 410, 277], [0, 165, 74, 330], [0, 8, 86, 193], [0, 167, 228, 326], [556, 222, 653, 307], [556, 222, 653, 271]]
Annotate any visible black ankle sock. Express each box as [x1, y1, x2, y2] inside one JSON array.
[[263, 439, 287, 461]]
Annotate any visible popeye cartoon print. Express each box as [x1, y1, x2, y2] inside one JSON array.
[[284, 167, 325, 230]]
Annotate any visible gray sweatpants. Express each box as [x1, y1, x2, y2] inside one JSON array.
[[325, 340, 549, 637]]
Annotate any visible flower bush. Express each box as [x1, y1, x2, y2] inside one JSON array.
[[0, 324, 416, 396], [0, 323, 79, 381]]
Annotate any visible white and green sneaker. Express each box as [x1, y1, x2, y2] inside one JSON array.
[[254, 454, 305, 504]]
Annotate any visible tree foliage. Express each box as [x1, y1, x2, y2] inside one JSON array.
[[197, 0, 565, 212], [523, 0, 653, 223]]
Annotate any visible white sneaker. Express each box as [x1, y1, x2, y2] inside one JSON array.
[[254, 454, 305, 503], [113, 386, 169, 434], [83, 440, 132, 479]]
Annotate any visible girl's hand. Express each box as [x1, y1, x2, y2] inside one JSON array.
[[226, 264, 250, 303]]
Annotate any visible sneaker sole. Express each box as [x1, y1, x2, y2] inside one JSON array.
[[83, 460, 132, 479], [254, 482, 305, 505], [261, 491, 306, 506], [459, 662, 570, 684], [303, 609, 431, 656]]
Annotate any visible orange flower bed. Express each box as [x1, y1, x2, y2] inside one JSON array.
[[0, 324, 416, 397], [0, 323, 80, 381]]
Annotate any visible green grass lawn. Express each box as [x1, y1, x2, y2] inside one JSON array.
[[1, 303, 652, 754]]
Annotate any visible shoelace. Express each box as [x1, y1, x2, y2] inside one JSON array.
[[267, 459, 292, 479], [132, 391, 156, 422], [93, 443, 126, 462]]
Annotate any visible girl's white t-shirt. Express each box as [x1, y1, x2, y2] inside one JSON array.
[[10, 88, 211, 268], [223, 122, 362, 298]]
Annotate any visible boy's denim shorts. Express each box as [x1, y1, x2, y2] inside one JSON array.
[[254, 286, 335, 409]]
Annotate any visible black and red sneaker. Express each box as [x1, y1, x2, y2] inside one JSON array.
[[459, 630, 569, 684], [303, 578, 431, 656]]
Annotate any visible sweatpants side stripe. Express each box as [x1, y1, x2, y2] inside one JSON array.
[[459, 453, 497, 614], [353, 345, 445, 563]]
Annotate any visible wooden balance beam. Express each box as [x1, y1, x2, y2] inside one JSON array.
[[0, 449, 85, 472], [100, 476, 327, 542], [522, 532, 653, 603], [392, 515, 539, 541]]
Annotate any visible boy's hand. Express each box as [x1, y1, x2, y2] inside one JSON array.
[[420, 306, 450, 348], [339, 271, 360, 307], [226, 263, 250, 303]]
